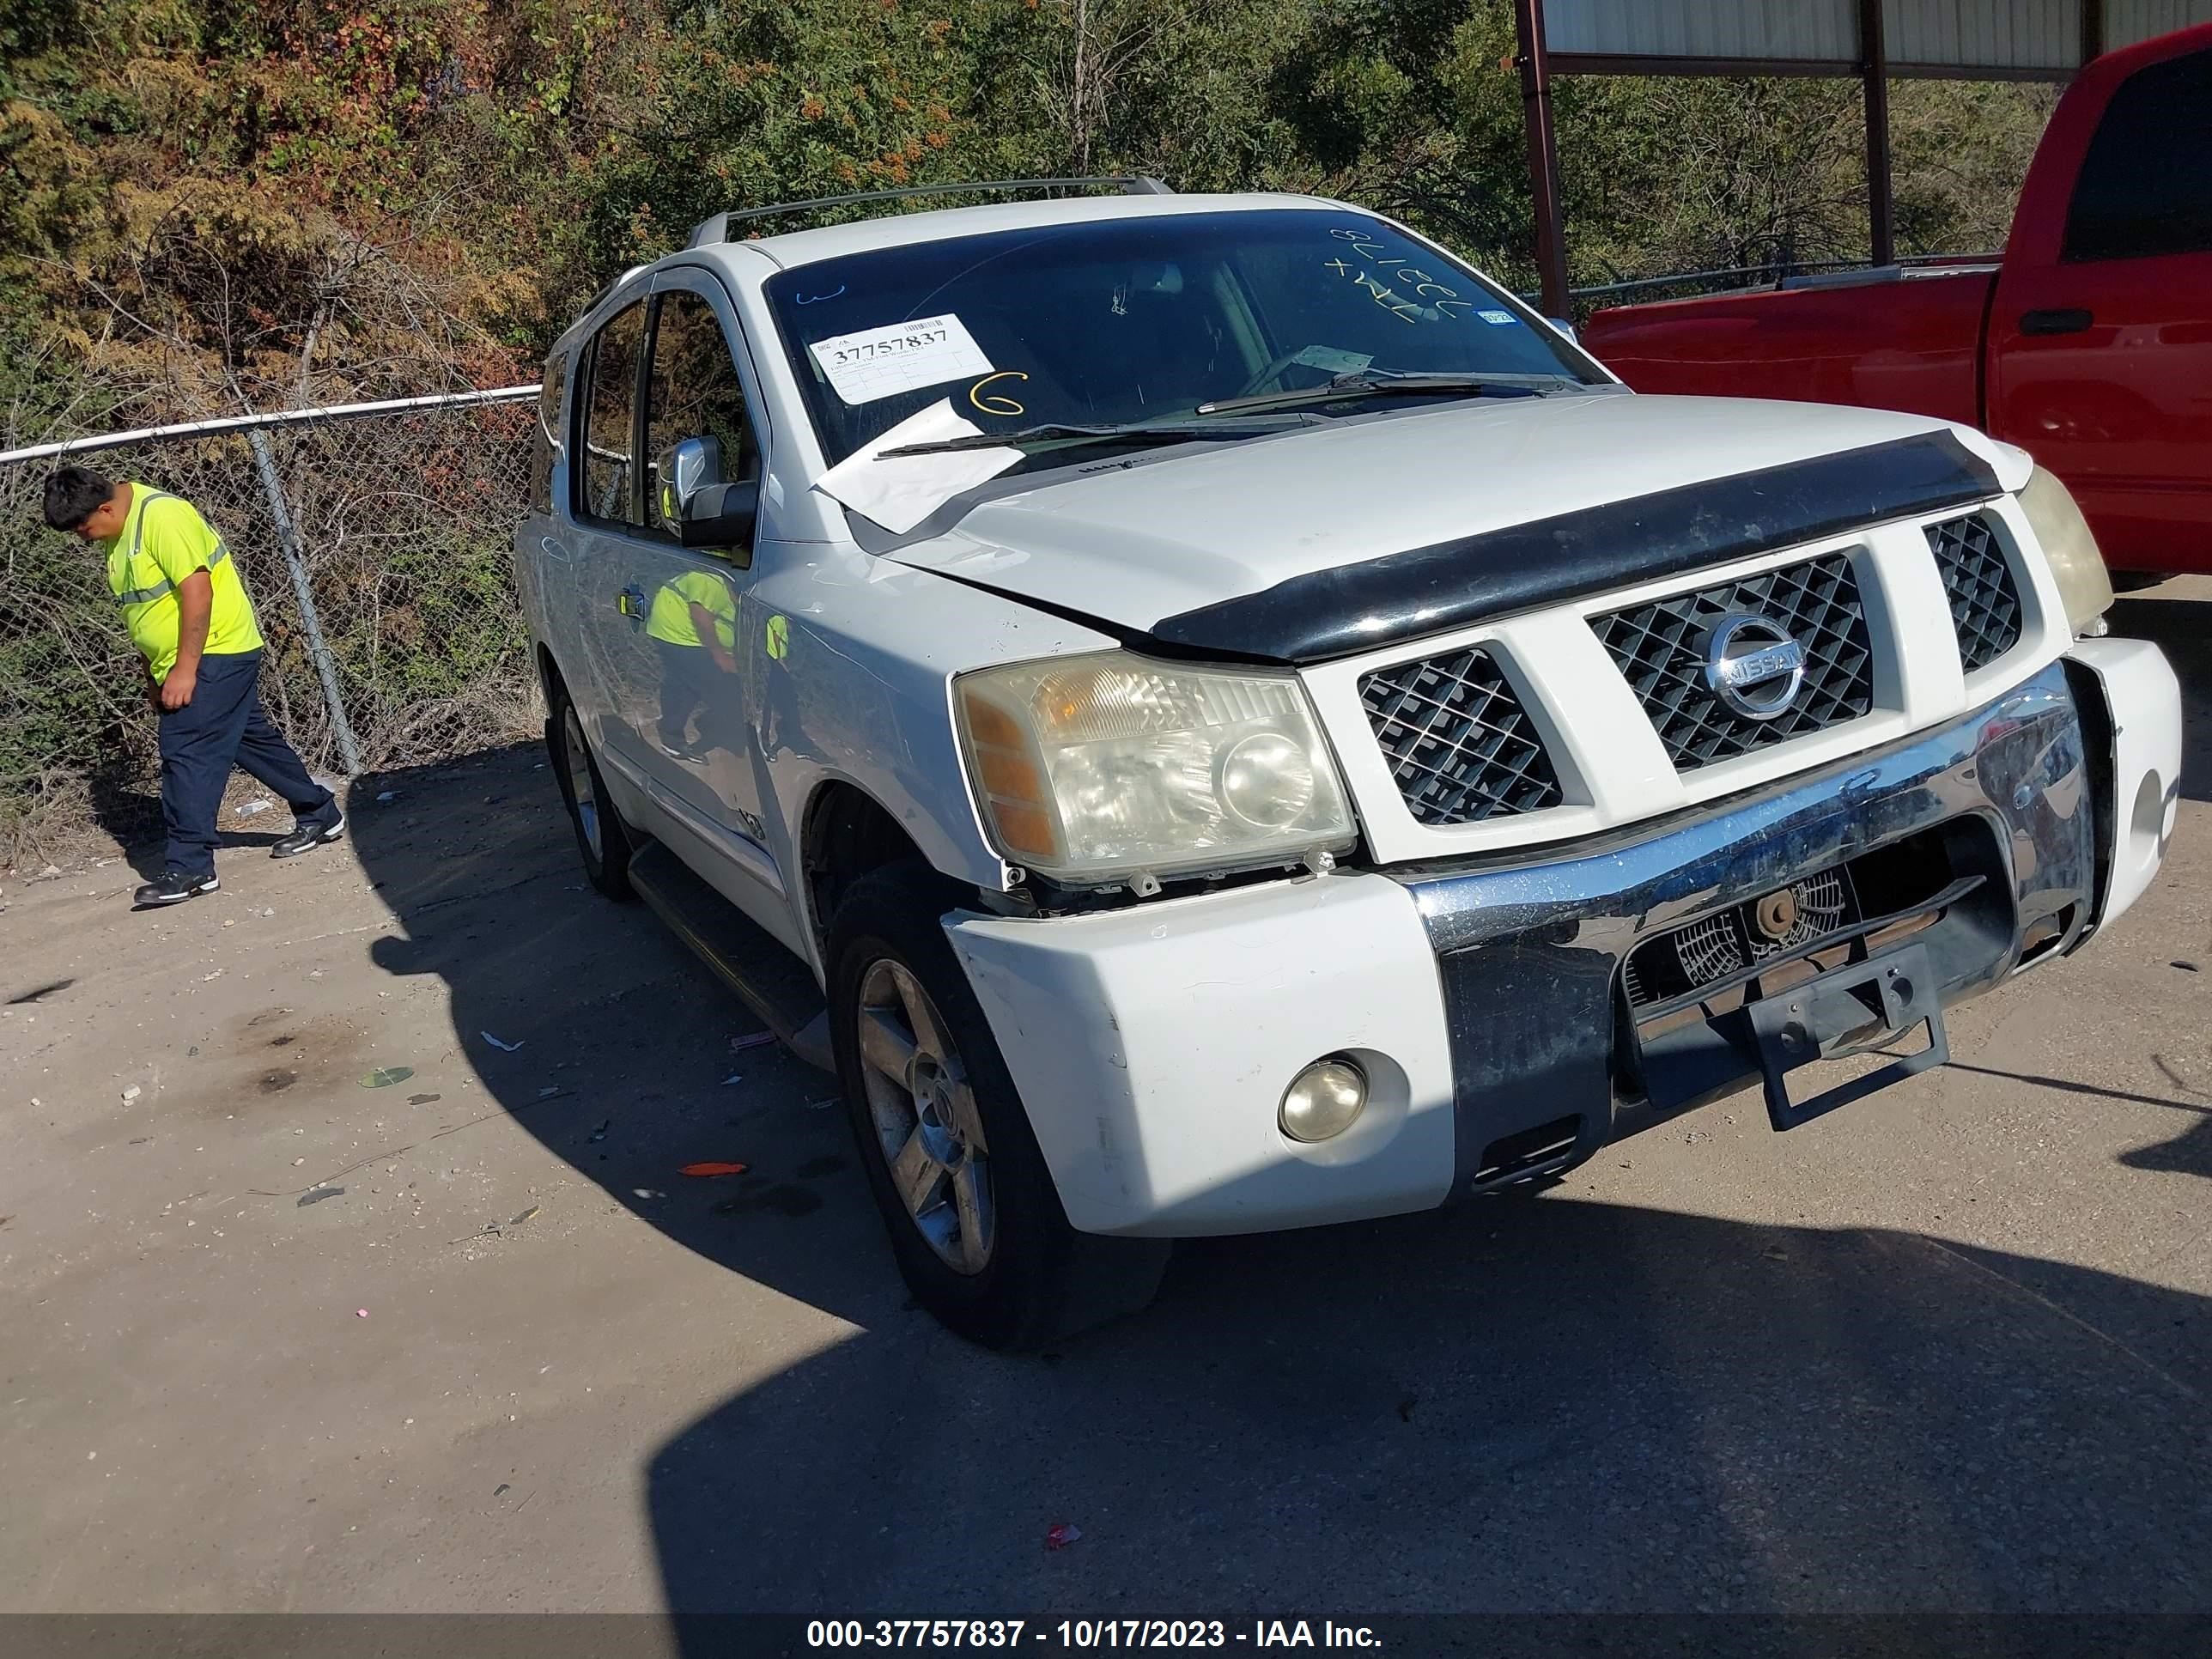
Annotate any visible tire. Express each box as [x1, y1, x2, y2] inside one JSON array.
[[546, 678, 635, 900], [828, 863, 1170, 1350]]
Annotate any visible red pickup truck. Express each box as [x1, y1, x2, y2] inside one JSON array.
[[1582, 23, 2212, 580]]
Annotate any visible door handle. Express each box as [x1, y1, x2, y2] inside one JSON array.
[[2019, 307, 2093, 337], [617, 585, 647, 621]]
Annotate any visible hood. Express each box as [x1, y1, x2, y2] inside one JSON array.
[[878, 393, 2007, 664]]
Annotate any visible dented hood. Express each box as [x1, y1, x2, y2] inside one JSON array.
[[875, 392, 2008, 664]]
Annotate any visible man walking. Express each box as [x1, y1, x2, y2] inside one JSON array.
[[43, 465, 345, 907]]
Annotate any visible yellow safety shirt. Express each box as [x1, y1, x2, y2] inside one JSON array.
[[646, 569, 738, 653], [104, 484, 264, 680]]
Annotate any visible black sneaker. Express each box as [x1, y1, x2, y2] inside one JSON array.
[[134, 868, 219, 907], [272, 808, 346, 859]]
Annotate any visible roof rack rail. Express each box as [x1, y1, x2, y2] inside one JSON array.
[[687, 176, 1173, 248]]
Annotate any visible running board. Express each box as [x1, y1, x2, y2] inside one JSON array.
[[628, 842, 836, 1073]]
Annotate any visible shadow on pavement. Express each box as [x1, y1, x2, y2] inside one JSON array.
[[359, 741, 888, 1328], [349, 738, 2212, 1619], [641, 1206, 2211, 1616]]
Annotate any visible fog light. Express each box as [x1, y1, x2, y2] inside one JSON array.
[[1279, 1056, 1368, 1143]]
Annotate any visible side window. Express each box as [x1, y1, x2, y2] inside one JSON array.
[[2063, 48, 2212, 263], [643, 289, 757, 539], [575, 301, 645, 526], [530, 349, 566, 515]]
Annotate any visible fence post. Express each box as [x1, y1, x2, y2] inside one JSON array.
[[247, 428, 364, 777]]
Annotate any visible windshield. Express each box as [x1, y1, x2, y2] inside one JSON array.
[[762, 209, 1601, 469]]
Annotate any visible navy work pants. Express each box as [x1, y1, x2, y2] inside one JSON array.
[[156, 650, 333, 878]]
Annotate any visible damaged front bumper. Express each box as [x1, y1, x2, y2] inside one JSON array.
[[948, 647, 2179, 1237]]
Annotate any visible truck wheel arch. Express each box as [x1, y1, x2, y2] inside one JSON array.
[[536, 643, 565, 710], [801, 780, 930, 949]]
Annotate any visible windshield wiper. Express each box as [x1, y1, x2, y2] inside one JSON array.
[[876, 418, 1295, 459], [1195, 369, 1575, 417]]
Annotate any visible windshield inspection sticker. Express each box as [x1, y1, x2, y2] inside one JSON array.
[[808, 313, 994, 406], [1478, 309, 1519, 325]]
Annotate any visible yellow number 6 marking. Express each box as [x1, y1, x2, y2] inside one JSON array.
[[969, 370, 1030, 417]]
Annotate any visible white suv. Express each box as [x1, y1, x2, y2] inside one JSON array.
[[517, 179, 2181, 1348]]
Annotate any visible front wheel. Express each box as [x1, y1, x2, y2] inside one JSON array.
[[828, 863, 1169, 1349], [547, 680, 635, 900]]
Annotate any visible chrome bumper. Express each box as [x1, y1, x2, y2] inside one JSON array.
[[1399, 659, 2100, 1191]]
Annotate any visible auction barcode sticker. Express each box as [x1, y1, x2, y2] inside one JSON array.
[[808, 313, 994, 406]]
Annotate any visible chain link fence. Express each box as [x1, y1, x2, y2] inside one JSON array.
[[0, 389, 540, 864]]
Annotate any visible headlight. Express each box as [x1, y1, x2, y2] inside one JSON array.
[[2018, 465, 2112, 635], [956, 650, 1356, 884]]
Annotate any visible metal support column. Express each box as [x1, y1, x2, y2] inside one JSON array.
[[1515, 0, 1573, 319], [2081, 0, 2106, 65], [248, 428, 363, 777], [1859, 0, 1896, 268]]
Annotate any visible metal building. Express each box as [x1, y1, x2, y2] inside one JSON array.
[[1513, 0, 2212, 312]]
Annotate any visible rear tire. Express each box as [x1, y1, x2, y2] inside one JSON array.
[[828, 863, 1169, 1349], [547, 678, 635, 900]]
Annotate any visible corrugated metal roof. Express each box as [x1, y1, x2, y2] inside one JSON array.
[[1545, 0, 2211, 69], [1884, 0, 2078, 70], [2109, 0, 2212, 46], [1544, 0, 1856, 63]]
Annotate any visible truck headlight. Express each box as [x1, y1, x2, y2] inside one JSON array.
[[2018, 465, 2113, 635], [956, 650, 1356, 884]]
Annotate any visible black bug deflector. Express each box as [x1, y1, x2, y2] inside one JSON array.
[[1148, 430, 2002, 665]]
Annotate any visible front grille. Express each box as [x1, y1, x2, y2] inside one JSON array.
[[1926, 512, 2021, 672], [1594, 553, 1875, 769], [1360, 647, 1563, 826]]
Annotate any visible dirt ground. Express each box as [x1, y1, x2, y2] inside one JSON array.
[[3, 580, 2208, 1620]]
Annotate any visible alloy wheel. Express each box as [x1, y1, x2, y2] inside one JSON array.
[[855, 958, 995, 1273]]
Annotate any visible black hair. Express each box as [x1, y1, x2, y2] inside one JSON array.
[[43, 464, 116, 531]]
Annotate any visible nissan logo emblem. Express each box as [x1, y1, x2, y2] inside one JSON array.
[[1703, 613, 1807, 721]]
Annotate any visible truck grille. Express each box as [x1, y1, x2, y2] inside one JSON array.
[[1926, 512, 2021, 673], [1594, 553, 1876, 769], [1360, 647, 1563, 825]]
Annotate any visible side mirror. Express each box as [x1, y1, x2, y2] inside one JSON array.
[[654, 435, 757, 551], [681, 479, 758, 551], [1546, 316, 1579, 343]]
